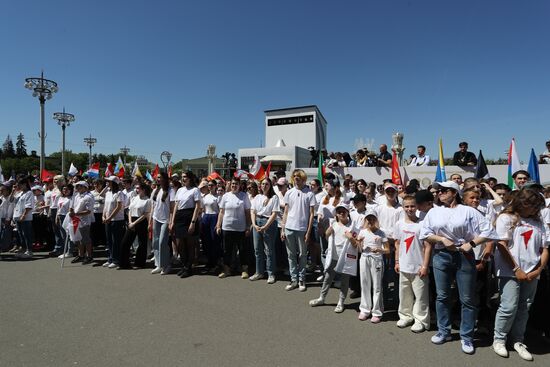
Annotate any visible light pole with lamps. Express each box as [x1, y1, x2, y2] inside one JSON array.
[[52, 108, 75, 176], [84, 134, 97, 169], [160, 151, 172, 172], [207, 144, 216, 174], [24, 71, 58, 175], [392, 132, 405, 166]]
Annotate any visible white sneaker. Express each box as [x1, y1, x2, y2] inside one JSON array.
[[285, 281, 298, 291], [102, 261, 111, 267], [309, 298, 325, 307], [396, 319, 414, 328], [493, 341, 508, 358], [108, 263, 118, 269], [160, 266, 171, 275], [58, 253, 73, 259], [411, 323, 425, 333], [513, 342, 533, 361], [316, 274, 325, 282], [151, 267, 162, 274], [298, 281, 307, 292], [267, 275, 276, 284], [334, 303, 345, 313]]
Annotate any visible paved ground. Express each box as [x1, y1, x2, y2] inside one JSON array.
[[1, 253, 549, 367]]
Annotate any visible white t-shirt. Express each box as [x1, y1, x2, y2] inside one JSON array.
[[175, 186, 201, 210], [0, 195, 15, 220], [71, 192, 94, 227], [129, 196, 152, 218], [57, 196, 72, 216], [13, 190, 34, 221], [275, 188, 287, 228], [409, 155, 430, 166], [219, 191, 251, 232], [330, 220, 356, 260], [313, 191, 326, 214], [33, 194, 44, 214], [420, 204, 496, 250], [104, 191, 126, 221], [375, 201, 403, 239], [123, 188, 135, 209], [92, 190, 105, 214], [317, 196, 338, 228], [358, 228, 387, 258], [202, 194, 219, 215], [395, 219, 425, 274], [49, 188, 61, 212], [152, 188, 175, 224], [494, 213, 548, 278], [252, 194, 280, 218], [283, 186, 316, 232]]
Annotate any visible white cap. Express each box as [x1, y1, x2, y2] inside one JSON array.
[[433, 181, 462, 196], [31, 185, 44, 192], [75, 181, 89, 188]]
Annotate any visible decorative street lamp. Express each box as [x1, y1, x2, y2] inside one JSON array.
[[392, 132, 405, 166], [207, 144, 216, 174], [120, 145, 130, 166], [83, 134, 97, 169], [160, 151, 172, 170], [24, 71, 58, 174], [52, 108, 75, 176]]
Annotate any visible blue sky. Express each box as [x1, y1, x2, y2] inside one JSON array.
[[1, 0, 549, 165]]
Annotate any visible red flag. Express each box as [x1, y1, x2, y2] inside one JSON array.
[[253, 165, 266, 180], [41, 168, 55, 182], [116, 166, 125, 178], [264, 162, 272, 180], [152, 164, 159, 179], [391, 150, 402, 185], [167, 163, 173, 177], [105, 163, 114, 177], [207, 171, 225, 184]]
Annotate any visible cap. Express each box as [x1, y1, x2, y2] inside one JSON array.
[[75, 181, 89, 188], [277, 177, 288, 186], [432, 181, 462, 195], [198, 181, 209, 189], [384, 183, 398, 191], [31, 185, 44, 192], [335, 203, 350, 211]]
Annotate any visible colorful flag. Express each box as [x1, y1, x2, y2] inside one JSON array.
[[234, 169, 252, 179], [207, 171, 225, 183], [249, 154, 261, 177], [145, 170, 154, 182], [317, 151, 325, 183], [167, 163, 173, 178], [41, 168, 55, 181], [105, 163, 114, 177], [114, 156, 124, 177], [62, 214, 82, 242], [527, 148, 540, 184], [151, 164, 159, 179], [474, 150, 490, 180], [391, 150, 403, 185], [434, 138, 446, 183], [507, 138, 521, 189], [264, 161, 272, 181], [131, 161, 142, 178], [87, 162, 100, 178], [68, 163, 78, 177]]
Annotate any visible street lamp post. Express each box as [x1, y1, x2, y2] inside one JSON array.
[[52, 108, 75, 176], [160, 151, 172, 171], [120, 145, 130, 166], [84, 134, 97, 169], [24, 71, 58, 174], [392, 132, 405, 166], [207, 144, 216, 174]]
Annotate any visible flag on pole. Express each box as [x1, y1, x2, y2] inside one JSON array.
[[249, 154, 261, 177], [264, 161, 272, 181], [391, 150, 403, 185], [507, 138, 521, 189], [317, 151, 325, 183], [131, 161, 142, 178], [41, 168, 55, 182], [105, 163, 114, 177], [145, 170, 154, 182], [68, 163, 78, 177], [435, 138, 446, 183], [167, 162, 173, 178], [151, 164, 159, 179], [527, 148, 540, 184], [62, 214, 82, 242], [207, 171, 225, 184], [474, 150, 490, 180], [87, 163, 100, 179], [234, 169, 252, 179], [114, 156, 125, 178]]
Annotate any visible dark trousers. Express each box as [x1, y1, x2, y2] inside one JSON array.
[[222, 230, 247, 267], [200, 213, 221, 267], [91, 213, 106, 247], [119, 218, 148, 268], [105, 220, 125, 264], [32, 213, 47, 246]]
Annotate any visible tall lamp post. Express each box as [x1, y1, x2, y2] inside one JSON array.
[[52, 108, 75, 176], [392, 132, 405, 166], [84, 134, 97, 169], [160, 151, 172, 171], [207, 144, 216, 174], [120, 145, 130, 166], [24, 71, 58, 175]]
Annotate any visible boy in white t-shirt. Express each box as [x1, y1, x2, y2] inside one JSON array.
[[394, 195, 431, 332]]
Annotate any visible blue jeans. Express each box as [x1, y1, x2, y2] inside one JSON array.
[[105, 220, 125, 264], [16, 220, 33, 252], [433, 250, 477, 342], [494, 277, 538, 344], [50, 210, 64, 251], [284, 229, 307, 282], [252, 217, 277, 276], [152, 220, 170, 269], [200, 213, 221, 267]]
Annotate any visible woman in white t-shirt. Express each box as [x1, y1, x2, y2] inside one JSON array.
[[0, 183, 15, 252], [250, 178, 280, 283], [102, 177, 126, 268], [119, 184, 152, 269], [200, 180, 222, 271], [56, 184, 74, 257], [13, 179, 35, 258], [170, 171, 202, 278], [149, 172, 176, 275], [317, 180, 342, 271], [216, 177, 252, 279], [492, 188, 548, 361], [91, 179, 107, 248]]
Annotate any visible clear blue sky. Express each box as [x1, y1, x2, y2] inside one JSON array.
[[1, 0, 549, 165]]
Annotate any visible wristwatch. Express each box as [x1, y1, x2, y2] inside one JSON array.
[[469, 240, 477, 248]]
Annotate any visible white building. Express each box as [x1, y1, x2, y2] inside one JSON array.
[[238, 105, 328, 172]]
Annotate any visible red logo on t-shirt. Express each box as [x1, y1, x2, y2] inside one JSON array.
[[404, 235, 415, 253], [520, 229, 533, 249]]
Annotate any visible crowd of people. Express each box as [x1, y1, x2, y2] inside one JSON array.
[[1, 164, 549, 361]]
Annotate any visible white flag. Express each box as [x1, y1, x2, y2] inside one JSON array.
[[62, 214, 82, 242], [68, 163, 78, 176]]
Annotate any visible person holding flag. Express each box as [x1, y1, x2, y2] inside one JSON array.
[[69, 181, 95, 265]]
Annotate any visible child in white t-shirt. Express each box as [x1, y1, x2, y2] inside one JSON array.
[[309, 203, 359, 313], [357, 214, 389, 323], [394, 195, 431, 332]]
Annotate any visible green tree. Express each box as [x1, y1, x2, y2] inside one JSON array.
[[15, 133, 27, 157], [2, 135, 15, 158]]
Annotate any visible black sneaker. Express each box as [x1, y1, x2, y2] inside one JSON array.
[[49, 250, 62, 257], [179, 268, 192, 278], [82, 257, 93, 265], [71, 256, 83, 263]]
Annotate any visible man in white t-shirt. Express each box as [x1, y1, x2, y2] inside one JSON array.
[[281, 169, 316, 292], [408, 145, 430, 167], [539, 140, 550, 164]]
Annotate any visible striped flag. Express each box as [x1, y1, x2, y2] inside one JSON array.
[[87, 162, 100, 178], [507, 138, 521, 189], [434, 138, 446, 182]]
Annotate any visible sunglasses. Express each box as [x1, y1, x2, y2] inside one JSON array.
[[437, 188, 451, 193]]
